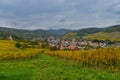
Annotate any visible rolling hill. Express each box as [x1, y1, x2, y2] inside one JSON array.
[[62, 28, 103, 39], [103, 25, 120, 32], [0, 25, 120, 41], [0, 27, 73, 40], [0, 32, 23, 41], [84, 25, 120, 41], [63, 25, 120, 41], [47, 29, 72, 36], [0, 27, 54, 40], [84, 32, 120, 41]]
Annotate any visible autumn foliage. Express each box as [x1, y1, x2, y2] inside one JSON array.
[[1, 40, 120, 69], [0, 40, 40, 60], [46, 48, 120, 68]]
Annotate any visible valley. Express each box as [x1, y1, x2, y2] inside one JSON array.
[[0, 25, 120, 80]]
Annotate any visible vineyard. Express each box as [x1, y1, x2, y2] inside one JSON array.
[[1, 40, 120, 69], [46, 48, 120, 69], [0, 40, 120, 79], [0, 40, 41, 60]]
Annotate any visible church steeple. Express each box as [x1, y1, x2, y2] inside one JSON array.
[[8, 35, 13, 40], [71, 38, 76, 46]]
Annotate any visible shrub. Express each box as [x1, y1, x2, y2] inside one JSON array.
[[15, 42, 21, 48], [50, 46, 59, 51]]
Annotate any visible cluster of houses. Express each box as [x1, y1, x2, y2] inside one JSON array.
[[47, 36, 120, 50], [8, 35, 120, 50]]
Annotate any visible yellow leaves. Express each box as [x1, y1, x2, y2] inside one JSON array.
[[0, 40, 40, 60], [45, 48, 120, 67], [1, 40, 120, 68], [0, 49, 40, 60]]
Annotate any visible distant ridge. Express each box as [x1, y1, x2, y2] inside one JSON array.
[[0, 25, 120, 41], [47, 29, 72, 36], [84, 25, 120, 41], [63, 25, 120, 41], [0, 27, 53, 40]]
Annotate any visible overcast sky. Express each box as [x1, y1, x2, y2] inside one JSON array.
[[0, 0, 120, 30]]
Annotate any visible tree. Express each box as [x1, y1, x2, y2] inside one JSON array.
[[15, 42, 21, 48], [50, 46, 59, 51]]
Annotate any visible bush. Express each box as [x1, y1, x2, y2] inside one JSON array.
[[21, 43, 29, 48], [15, 42, 21, 48], [50, 46, 59, 51], [41, 43, 50, 49]]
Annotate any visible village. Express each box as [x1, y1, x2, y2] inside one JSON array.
[[47, 36, 120, 50], [8, 35, 120, 50]]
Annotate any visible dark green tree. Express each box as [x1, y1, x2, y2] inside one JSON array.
[[15, 42, 21, 48]]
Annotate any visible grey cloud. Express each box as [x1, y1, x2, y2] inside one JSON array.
[[0, 0, 120, 30]]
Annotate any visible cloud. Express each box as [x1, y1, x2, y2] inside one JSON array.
[[0, 0, 120, 30]]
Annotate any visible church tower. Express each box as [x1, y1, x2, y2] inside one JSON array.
[[71, 38, 76, 46], [8, 35, 13, 40]]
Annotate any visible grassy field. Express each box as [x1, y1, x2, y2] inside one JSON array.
[[0, 40, 120, 80], [0, 53, 120, 80]]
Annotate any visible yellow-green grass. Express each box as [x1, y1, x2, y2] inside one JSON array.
[[1, 53, 120, 80], [0, 40, 41, 60]]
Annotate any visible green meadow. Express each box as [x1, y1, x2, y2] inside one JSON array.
[[0, 53, 120, 80]]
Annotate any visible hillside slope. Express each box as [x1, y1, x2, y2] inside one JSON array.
[[0, 25, 120, 41], [103, 25, 120, 32], [0, 27, 53, 40], [84, 25, 120, 41], [63, 25, 120, 40], [47, 29, 72, 36], [62, 28, 103, 39], [0, 31, 23, 41], [84, 32, 120, 41]]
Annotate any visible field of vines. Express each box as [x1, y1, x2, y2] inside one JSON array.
[[0, 40, 120, 80], [46, 48, 120, 69], [1, 40, 120, 70], [0, 40, 41, 60]]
